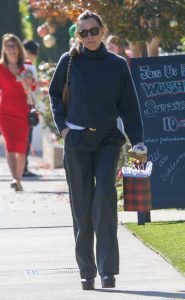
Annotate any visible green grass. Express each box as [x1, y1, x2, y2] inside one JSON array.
[[126, 221, 185, 275]]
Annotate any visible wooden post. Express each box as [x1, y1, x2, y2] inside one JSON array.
[[145, 211, 151, 222], [137, 212, 145, 225]]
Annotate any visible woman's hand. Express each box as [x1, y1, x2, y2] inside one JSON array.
[[61, 128, 70, 139]]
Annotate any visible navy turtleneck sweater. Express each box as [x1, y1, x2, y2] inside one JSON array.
[[49, 43, 143, 145]]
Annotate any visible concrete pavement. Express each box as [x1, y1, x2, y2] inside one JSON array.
[[0, 141, 185, 299]]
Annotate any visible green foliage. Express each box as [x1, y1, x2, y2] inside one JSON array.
[[93, 0, 185, 47], [37, 62, 59, 136], [40, 95, 58, 136], [19, 0, 71, 63], [27, 0, 185, 133], [29, 0, 185, 48], [19, 1, 71, 134], [116, 176, 123, 203], [19, 0, 33, 40], [179, 37, 185, 52], [38, 20, 72, 63], [126, 221, 185, 275]]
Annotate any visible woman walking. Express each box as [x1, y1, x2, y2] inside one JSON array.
[[49, 10, 147, 290], [0, 34, 30, 191]]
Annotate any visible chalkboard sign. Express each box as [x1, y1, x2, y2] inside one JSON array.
[[131, 55, 185, 209]]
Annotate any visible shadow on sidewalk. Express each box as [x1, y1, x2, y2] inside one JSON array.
[[96, 289, 185, 299], [147, 220, 185, 225], [0, 176, 66, 182], [0, 225, 73, 230]]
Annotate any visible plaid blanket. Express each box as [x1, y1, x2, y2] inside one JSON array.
[[123, 176, 152, 212]]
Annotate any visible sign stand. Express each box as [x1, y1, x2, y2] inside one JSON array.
[[137, 211, 151, 225], [131, 55, 185, 211]]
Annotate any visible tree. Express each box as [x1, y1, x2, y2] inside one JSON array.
[[19, 0, 72, 62], [29, 0, 185, 57], [0, 0, 22, 49]]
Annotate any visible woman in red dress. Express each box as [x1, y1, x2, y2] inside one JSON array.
[[0, 34, 29, 191]]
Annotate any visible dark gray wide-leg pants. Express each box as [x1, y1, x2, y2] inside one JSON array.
[[64, 128, 125, 279]]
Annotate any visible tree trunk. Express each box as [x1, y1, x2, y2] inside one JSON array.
[[146, 37, 161, 57], [128, 41, 142, 58]]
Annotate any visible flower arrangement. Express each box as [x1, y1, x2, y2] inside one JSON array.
[[17, 68, 37, 105], [37, 62, 58, 136]]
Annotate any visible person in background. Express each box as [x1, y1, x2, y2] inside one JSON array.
[[0, 33, 30, 191], [106, 34, 132, 166], [49, 10, 147, 290], [23, 40, 39, 77], [22, 40, 40, 177], [106, 35, 128, 136], [106, 34, 131, 64]]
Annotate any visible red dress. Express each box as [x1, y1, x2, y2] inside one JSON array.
[[0, 64, 29, 153]]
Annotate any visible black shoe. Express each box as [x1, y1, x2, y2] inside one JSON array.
[[81, 278, 95, 290], [10, 181, 23, 192], [22, 170, 37, 177], [10, 181, 17, 188], [15, 182, 23, 192], [101, 275, 115, 288]]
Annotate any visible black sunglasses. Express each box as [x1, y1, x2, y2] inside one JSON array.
[[78, 26, 100, 38]]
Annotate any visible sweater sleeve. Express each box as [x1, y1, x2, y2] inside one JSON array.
[[49, 52, 69, 135], [118, 61, 144, 146]]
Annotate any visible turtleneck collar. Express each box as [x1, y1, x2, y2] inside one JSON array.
[[81, 43, 108, 60]]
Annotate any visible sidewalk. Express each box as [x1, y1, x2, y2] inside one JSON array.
[[0, 144, 185, 299]]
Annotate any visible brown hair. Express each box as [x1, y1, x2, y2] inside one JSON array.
[[106, 34, 130, 63], [76, 10, 104, 29], [106, 35, 122, 49], [75, 10, 104, 53], [0, 33, 25, 68]]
